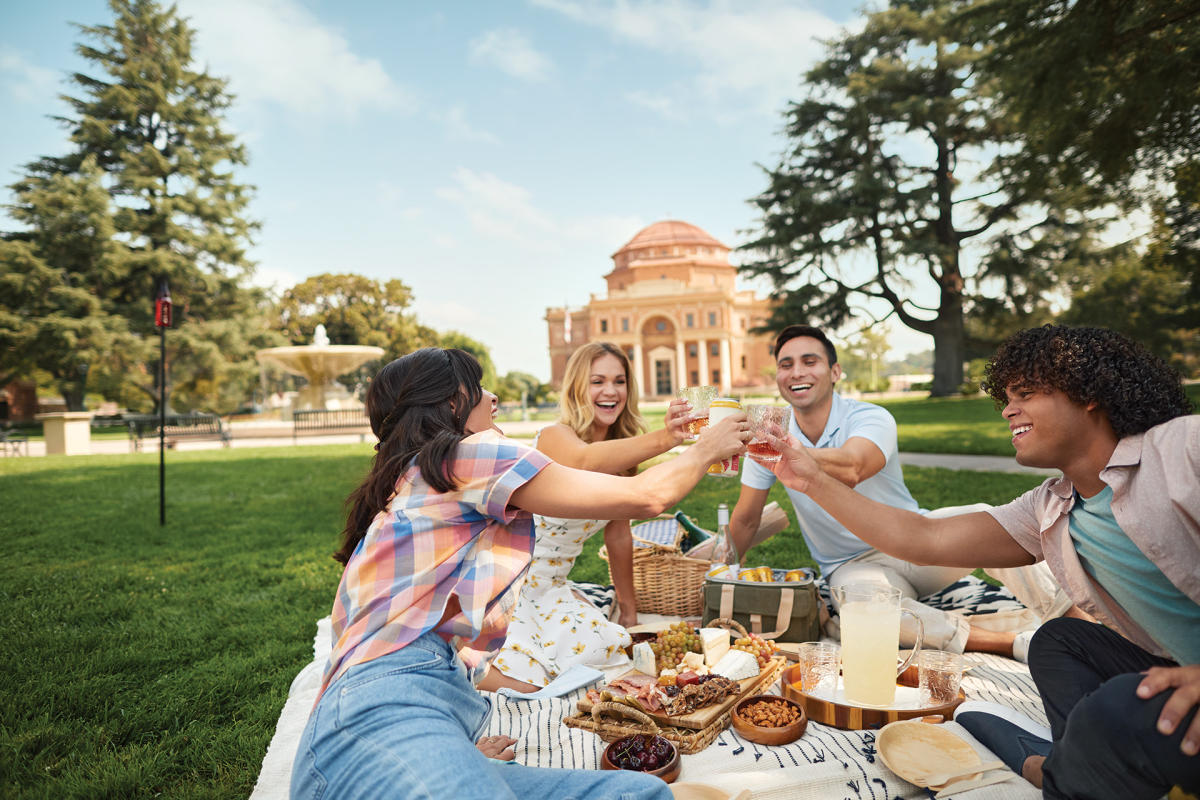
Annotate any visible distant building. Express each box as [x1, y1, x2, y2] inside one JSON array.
[[545, 220, 776, 398]]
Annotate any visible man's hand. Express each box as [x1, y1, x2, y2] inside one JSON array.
[[1137, 663, 1200, 756], [664, 398, 692, 446], [751, 432, 823, 494]]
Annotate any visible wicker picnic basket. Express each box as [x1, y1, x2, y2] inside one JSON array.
[[598, 516, 711, 617]]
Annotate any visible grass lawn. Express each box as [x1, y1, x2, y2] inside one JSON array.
[[1, 446, 360, 800], [0, 445, 1046, 799]]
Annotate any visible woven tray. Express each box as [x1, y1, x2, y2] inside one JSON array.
[[564, 656, 786, 754]]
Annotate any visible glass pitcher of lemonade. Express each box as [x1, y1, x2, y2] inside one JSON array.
[[832, 583, 924, 708]]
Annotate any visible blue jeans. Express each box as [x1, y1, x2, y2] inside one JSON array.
[[290, 631, 672, 800], [1030, 617, 1199, 799]]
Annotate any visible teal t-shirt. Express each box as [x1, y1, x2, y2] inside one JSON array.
[[1069, 486, 1200, 665]]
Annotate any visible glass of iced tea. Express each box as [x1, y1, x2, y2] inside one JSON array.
[[745, 404, 787, 462], [677, 385, 718, 438]]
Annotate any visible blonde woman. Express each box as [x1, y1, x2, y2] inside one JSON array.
[[488, 343, 692, 691]]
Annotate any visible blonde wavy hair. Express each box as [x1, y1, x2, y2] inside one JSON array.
[[558, 342, 646, 443]]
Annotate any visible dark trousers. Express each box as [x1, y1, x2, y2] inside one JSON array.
[[1029, 617, 1199, 799]]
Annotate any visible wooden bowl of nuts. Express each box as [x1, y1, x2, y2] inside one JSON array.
[[731, 694, 807, 746]]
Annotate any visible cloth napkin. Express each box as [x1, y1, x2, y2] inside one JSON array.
[[496, 664, 605, 700]]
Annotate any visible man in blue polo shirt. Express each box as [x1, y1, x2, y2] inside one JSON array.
[[728, 324, 1035, 657]]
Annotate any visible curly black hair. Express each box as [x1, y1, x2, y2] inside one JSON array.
[[984, 325, 1193, 438]]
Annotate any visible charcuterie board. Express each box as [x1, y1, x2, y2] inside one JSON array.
[[577, 656, 786, 731]]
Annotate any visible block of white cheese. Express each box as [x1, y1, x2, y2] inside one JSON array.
[[677, 651, 706, 673], [631, 642, 657, 676], [712, 649, 760, 681], [698, 627, 730, 666]]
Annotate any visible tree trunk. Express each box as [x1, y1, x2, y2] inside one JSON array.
[[930, 297, 966, 397]]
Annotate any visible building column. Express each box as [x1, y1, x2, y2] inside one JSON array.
[[719, 338, 733, 395], [675, 339, 687, 391], [697, 340, 709, 387], [632, 342, 644, 394]]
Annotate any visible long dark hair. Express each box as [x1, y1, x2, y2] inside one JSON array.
[[336, 348, 484, 564]]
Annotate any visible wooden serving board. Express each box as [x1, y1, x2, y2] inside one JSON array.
[[780, 663, 965, 730], [577, 656, 785, 731]]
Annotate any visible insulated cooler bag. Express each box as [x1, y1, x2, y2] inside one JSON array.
[[701, 569, 821, 642]]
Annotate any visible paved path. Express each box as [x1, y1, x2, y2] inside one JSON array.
[[8, 417, 1056, 475]]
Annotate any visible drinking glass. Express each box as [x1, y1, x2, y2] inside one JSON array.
[[917, 649, 965, 707], [677, 385, 718, 437], [745, 404, 788, 462], [796, 641, 840, 698]]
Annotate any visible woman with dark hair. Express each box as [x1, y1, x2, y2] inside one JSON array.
[[291, 347, 748, 800], [489, 342, 691, 691]]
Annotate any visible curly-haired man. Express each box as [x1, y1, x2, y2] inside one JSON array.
[[754, 325, 1198, 800]]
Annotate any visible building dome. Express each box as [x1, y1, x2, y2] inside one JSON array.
[[612, 220, 729, 259]]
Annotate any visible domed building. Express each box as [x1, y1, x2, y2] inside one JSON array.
[[545, 220, 776, 397]]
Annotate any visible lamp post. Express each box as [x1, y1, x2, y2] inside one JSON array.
[[155, 279, 172, 525]]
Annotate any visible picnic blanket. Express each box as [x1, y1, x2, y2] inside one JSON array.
[[251, 578, 1042, 799]]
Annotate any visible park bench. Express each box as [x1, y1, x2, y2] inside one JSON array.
[[1, 424, 30, 457], [292, 408, 371, 443], [127, 413, 232, 452]]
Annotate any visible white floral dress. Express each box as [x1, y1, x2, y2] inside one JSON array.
[[492, 514, 633, 685]]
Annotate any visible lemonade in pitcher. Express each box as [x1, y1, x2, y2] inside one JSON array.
[[834, 583, 923, 708], [839, 598, 902, 707]]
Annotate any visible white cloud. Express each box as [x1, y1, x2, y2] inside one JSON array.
[[248, 263, 304, 295], [533, 0, 841, 116], [435, 167, 556, 249], [0, 48, 58, 101], [624, 89, 684, 120], [177, 0, 412, 115], [468, 28, 552, 81], [436, 106, 500, 144]]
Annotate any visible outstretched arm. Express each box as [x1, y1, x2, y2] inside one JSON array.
[[756, 433, 1035, 569], [809, 436, 886, 487], [536, 399, 691, 474], [512, 413, 748, 520]]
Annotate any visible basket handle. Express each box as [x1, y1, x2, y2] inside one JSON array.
[[591, 700, 661, 732], [708, 617, 750, 640]]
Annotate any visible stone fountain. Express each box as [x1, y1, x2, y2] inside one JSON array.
[[256, 325, 385, 410]]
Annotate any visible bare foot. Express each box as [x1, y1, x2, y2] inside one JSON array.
[[477, 734, 518, 761], [1022, 754, 1045, 788]]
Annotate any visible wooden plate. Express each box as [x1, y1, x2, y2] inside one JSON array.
[[781, 664, 965, 730], [876, 719, 983, 787]]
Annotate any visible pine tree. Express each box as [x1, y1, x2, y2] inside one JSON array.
[[740, 0, 1111, 396], [9, 0, 272, 413], [0, 158, 144, 411]]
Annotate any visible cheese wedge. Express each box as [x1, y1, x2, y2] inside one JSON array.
[[677, 651, 706, 672], [712, 649, 759, 681], [698, 627, 730, 666], [631, 641, 657, 676]]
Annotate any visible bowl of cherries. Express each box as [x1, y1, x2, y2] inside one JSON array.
[[601, 733, 681, 783]]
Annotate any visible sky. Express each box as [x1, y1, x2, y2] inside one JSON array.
[[1, 0, 934, 382]]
